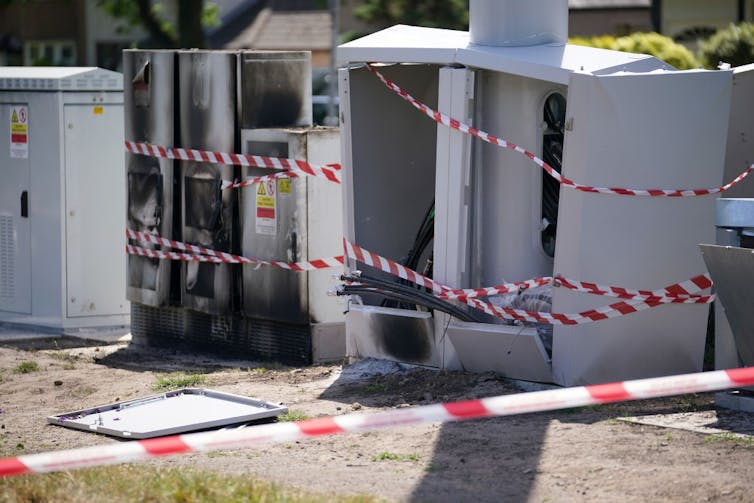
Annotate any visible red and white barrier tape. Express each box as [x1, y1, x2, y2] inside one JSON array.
[[366, 64, 754, 197], [2, 365, 753, 478], [127, 230, 343, 272], [125, 141, 341, 187], [554, 273, 712, 301], [343, 239, 713, 325]]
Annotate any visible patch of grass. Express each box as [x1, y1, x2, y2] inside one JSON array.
[[705, 432, 754, 445], [0, 464, 378, 503], [277, 410, 311, 422], [371, 451, 421, 462], [153, 372, 207, 391], [14, 361, 39, 374], [62, 363, 76, 370], [363, 383, 388, 394]]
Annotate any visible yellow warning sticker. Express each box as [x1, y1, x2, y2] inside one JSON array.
[[93, 106, 104, 115], [278, 178, 292, 194], [255, 180, 276, 235], [10, 106, 28, 159]]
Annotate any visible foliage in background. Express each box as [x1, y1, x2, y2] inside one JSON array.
[[699, 23, 754, 69], [97, 0, 219, 48], [570, 32, 700, 70], [354, 0, 469, 31]]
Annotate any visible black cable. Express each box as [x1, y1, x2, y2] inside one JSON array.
[[343, 275, 484, 323], [340, 285, 479, 323]]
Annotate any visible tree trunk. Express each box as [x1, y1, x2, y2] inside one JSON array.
[[179, 0, 207, 49]]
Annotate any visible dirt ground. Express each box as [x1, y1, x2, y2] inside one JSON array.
[[2, 332, 754, 502]]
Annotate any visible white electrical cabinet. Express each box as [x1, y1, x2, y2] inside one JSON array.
[[338, 20, 733, 385], [0, 67, 128, 331]]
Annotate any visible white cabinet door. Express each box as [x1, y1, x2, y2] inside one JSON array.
[[551, 69, 732, 386], [0, 103, 31, 314], [64, 103, 127, 318]]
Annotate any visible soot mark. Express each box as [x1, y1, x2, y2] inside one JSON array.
[[370, 316, 431, 363]]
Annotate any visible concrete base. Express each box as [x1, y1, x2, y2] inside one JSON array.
[[715, 390, 754, 413]]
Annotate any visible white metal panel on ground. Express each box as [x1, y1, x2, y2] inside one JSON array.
[[0, 102, 31, 314], [552, 69, 732, 386], [64, 103, 127, 318], [48, 389, 287, 439]]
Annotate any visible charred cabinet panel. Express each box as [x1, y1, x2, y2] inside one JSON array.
[[238, 52, 312, 323], [238, 51, 312, 129], [124, 50, 175, 307], [179, 50, 237, 315], [240, 131, 308, 323]]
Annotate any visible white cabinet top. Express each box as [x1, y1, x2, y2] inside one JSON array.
[[338, 24, 669, 85], [0, 67, 122, 92]]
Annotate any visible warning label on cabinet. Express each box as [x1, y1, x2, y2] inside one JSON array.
[[10, 106, 28, 159], [255, 179, 277, 235]]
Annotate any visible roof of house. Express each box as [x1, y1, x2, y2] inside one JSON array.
[[225, 6, 332, 50]]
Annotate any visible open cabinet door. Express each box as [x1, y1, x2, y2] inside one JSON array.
[[552, 69, 733, 386]]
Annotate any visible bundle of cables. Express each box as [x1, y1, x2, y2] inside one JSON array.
[[336, 201, 486, 323]]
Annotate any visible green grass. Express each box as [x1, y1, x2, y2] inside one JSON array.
[[13, 361, 39, 374], [277, 410, 311, 422], [705, 432, 754, 445], [362, 383, 388, 394], [153, 372, 207, 391], [0, 464, 378, 503], [371, 452, 421, 462]]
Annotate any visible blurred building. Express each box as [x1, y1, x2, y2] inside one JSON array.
[[2, 0, 753, 70]]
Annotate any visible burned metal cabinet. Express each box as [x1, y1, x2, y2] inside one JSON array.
[[237, 51, 344, 362], [123, 50, 176, 307], [178, 50, 237, 315], [237, 53, 312, 326], [239, 128, 344, 361]]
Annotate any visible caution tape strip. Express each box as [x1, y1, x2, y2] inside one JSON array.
[[125, 141, 341, 187], [126, 231, 712, 323], [366, 64, 754, 197], [343, 239, 713, 325], [553, 273, 712, 301], [127, 230, 344, 272], [2, 365, 753, 478]]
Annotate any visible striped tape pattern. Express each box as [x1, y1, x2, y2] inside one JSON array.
[[125, 141, 341, 187], [343, 239, 713, 325], [366, 64, 754, 197], [3, 366, 754, 477], [127, 230, 344, 271]]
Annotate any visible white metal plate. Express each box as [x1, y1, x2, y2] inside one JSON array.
[[48, 388, 287, 439]]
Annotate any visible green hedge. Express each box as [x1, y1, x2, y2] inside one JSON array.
[[570, 32, 700, 70], [699, 23, 754, 69]]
